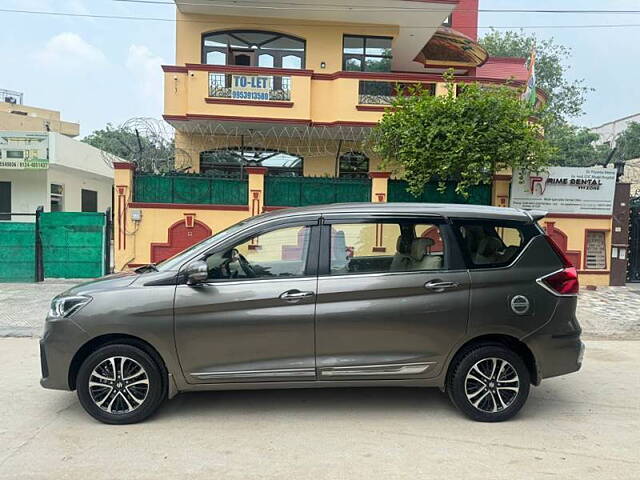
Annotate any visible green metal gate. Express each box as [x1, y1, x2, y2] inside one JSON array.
[[265, 177, 371, 207], [0, 222, 36, 282], [387, 180, 492, 205], [40, 212, 106, 279]]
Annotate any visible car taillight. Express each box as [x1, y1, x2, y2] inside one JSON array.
[[539, 235, 579, 295], [542, 267, 579, 295], [543, 235, 574, 268]]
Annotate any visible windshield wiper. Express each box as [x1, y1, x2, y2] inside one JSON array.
[[134, 263, 158, 273]]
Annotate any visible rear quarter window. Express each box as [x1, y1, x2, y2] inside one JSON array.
[[454, 220, 538, 269]]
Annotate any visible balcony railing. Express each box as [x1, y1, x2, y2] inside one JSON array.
[[358, 80, 435, 105], [208, 73, 292, 102]]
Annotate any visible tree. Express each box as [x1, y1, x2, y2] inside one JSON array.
[[546, 123, 611, 167], [479, 30, 591, 123], [82, 119, 184, 173], [373, 79, 553, 197], [614, 122, 640, 161]]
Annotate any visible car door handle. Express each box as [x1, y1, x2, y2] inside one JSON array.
[[424, 281, 460, 292], [280, 290, 315, 302]]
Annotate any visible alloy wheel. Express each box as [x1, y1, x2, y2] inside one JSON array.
[[464, 357, 520, 413], [88, 356, 150, 414]]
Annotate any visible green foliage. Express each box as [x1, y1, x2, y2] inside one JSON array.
[[373, 78, 553, 197], [82, 123, 176, 173], [614, 122, 640, 161], [546, 123, 610, 167], [480, 29, 592, 122]]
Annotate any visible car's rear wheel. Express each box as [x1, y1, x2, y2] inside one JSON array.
[[447, 344, 530, 422], [76, 344, 166, 424]]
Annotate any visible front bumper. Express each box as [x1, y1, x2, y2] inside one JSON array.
[[40, 317, 89, 391]]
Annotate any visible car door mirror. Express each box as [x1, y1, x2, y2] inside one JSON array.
[[186, 260, 208, 285]]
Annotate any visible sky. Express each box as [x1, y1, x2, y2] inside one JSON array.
[[1, 0, 639, 136]]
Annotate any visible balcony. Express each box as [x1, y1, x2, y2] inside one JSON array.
[[163, 64, 458, 131]]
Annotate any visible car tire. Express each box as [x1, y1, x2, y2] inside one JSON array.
[[76, 344, 166, 425], [447, 344, 530, 422]]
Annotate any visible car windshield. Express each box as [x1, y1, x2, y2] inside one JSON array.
[[154, 219, 253, 271]]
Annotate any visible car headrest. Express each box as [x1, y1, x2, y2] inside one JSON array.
[[477, 236, 502, 257], [410, 237, 435, 261], [396, 235, 412, 255]]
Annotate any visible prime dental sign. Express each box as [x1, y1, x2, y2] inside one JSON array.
[[510, 167, 617, 215], [231, 75, 273, 101]]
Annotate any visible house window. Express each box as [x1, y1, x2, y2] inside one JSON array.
[[339, 152, 369, 179], [0, 181, 10, 220], [81, 189, 98, 212], [585, 231, 607, 270], [343, 35, 392, 72], [50, 184, 64, 212], [202, 30, 306, 69], [6, 150, 24, 159], [200, 148, 303, 178]]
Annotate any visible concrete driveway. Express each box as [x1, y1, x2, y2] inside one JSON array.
[[1, 338, 638, 480]]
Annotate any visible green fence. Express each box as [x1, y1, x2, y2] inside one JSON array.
[[134, 174, 248, 205], [265, 177, 371, 207], [40, 212, 105, 279], [388, 180, 492, 205], [0, 223, 36, 282]]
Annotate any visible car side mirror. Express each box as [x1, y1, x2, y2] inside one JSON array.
[[186, 260, 208, 285]]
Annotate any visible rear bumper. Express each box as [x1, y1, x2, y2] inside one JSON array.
[[40, 318, 89, 391], [526, 333, 584, 381]]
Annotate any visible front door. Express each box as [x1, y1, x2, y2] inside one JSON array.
[[315, 217, 470, 380], [174, 222, 320, 383]]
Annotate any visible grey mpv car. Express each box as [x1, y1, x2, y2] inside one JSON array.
[[40, 203, 584, 424]]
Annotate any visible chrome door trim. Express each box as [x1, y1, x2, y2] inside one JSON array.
[[318, 362, 436, 378], [190, 367, 316, 381], [318, 269, 469, 281]]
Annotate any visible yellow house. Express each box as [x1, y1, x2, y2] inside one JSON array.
[[113, 0, 619, 286]]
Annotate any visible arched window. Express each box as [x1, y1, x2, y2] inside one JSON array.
[[202, 30, 306, 69], [339, 151, 369, 179], [200, 148, 303, 178]]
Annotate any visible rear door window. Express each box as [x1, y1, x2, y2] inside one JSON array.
[[327, 221, 446, 275], [455, 221, 533, 268]]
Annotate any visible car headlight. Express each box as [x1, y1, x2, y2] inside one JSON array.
[[49, 295, 92, 319]]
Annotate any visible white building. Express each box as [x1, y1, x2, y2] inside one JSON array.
[[591, 113, 640, 148], [0, 131, 115, 221]]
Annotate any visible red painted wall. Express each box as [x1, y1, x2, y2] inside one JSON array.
[[451, 0, 478, 40]]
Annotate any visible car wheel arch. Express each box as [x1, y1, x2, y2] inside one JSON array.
[[67, 333, 168, 391], [444, 334, 539, 388]]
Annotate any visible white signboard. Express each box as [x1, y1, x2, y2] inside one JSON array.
[[0, 132, 49, 170], [231, 75, 273, 101], [510, 167, 617, 215]]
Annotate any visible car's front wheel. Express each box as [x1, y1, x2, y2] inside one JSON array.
[[447, 344, 530, 422], [76, 344, 166, 424]]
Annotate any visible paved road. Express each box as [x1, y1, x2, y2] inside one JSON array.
[[2, 280, 639, 339], [1, 338, 638, 479]]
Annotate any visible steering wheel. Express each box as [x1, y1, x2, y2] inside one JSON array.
[[237, 252, 257, 278]]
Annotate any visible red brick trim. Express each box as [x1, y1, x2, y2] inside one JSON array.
[[246, 167, 268, 175], [311, 71, 527, 86], [356, 105, 392, 112], [545, 214, 613, 220], [164, 114, 310, 125], [492, 174, 512, 181], [162, 65, 187, 73], [205, 98, 294, 108], [128, 202, 249, 211], [577, 270, 610, 275], [263, 206, 291, 212], [369, 172, 392, 179], [163, 114, 378, 128], [113, 162, 135, 170], [372, 246, 387, 253]]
